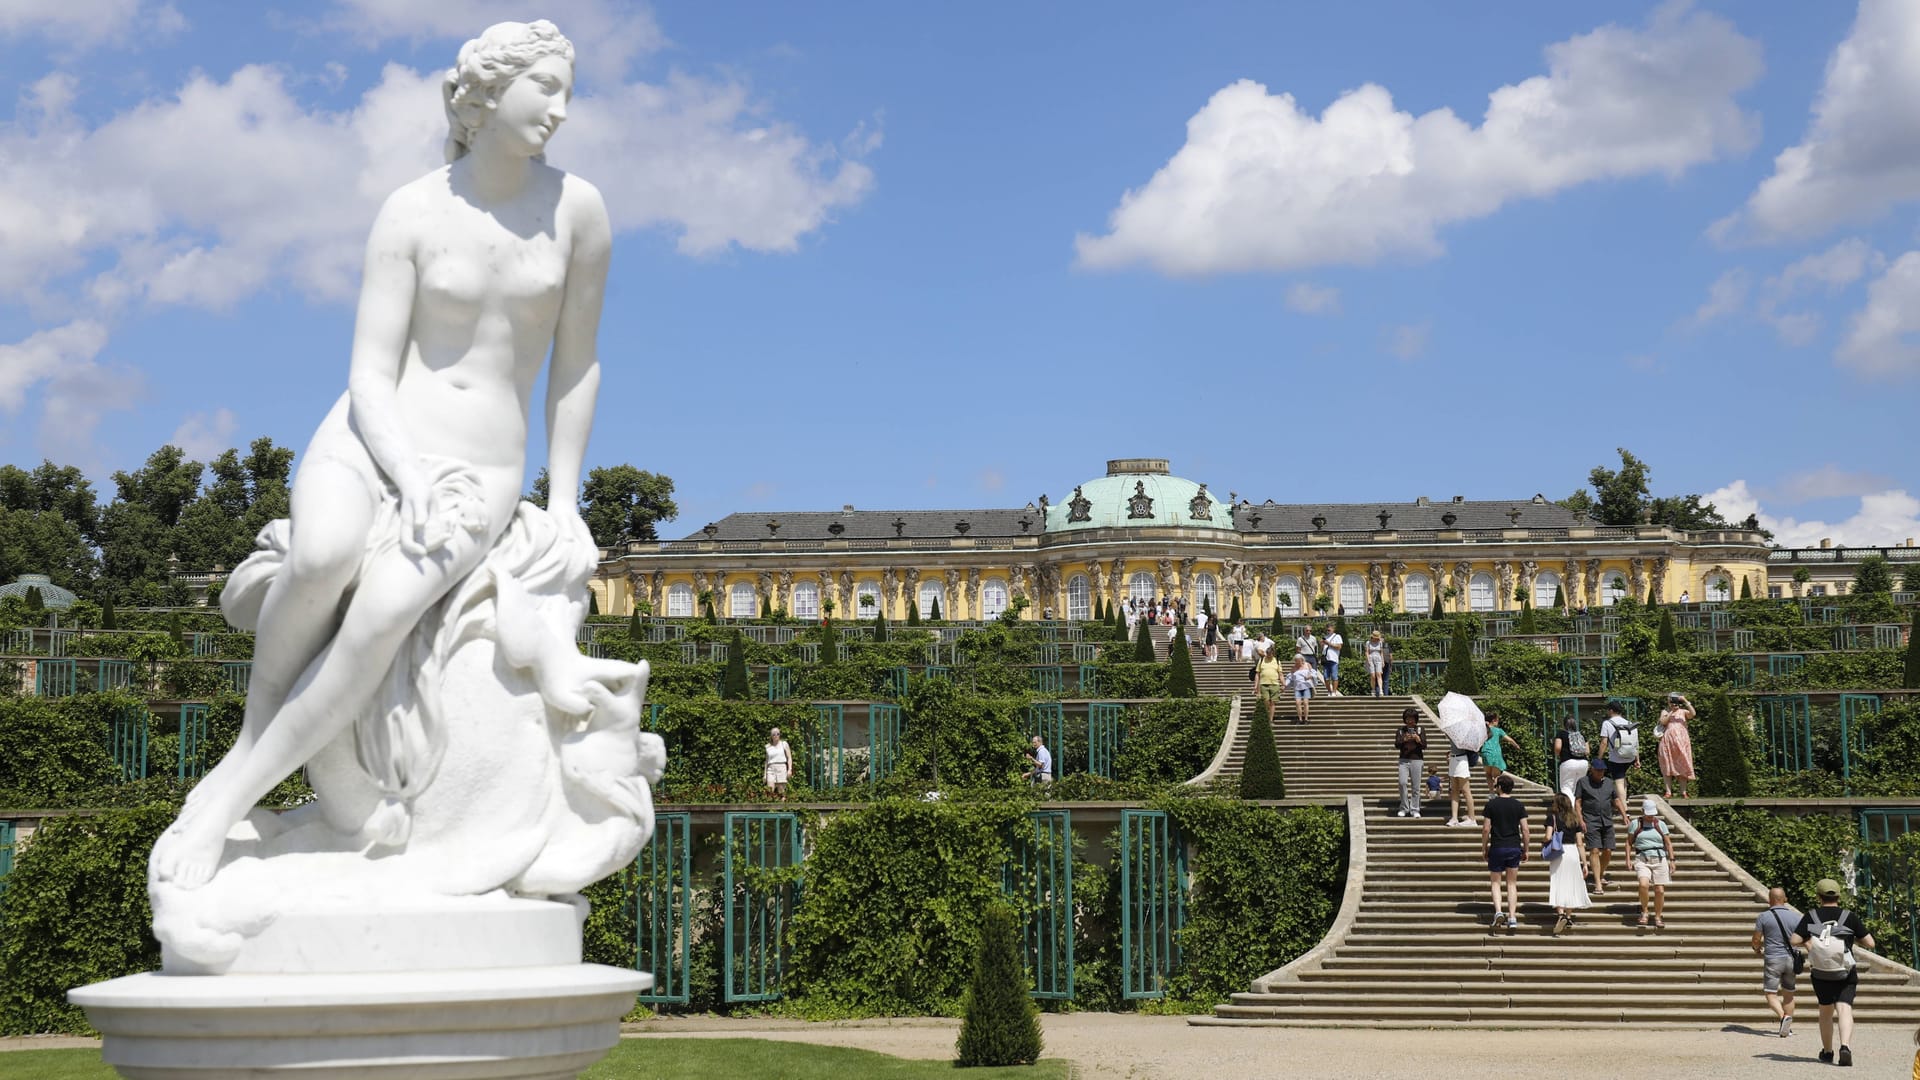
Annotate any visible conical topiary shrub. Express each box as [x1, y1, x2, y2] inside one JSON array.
[[1552, 584, 1565, 610], [1094, 596, 1105, 623], [1167, 631, 1197, 697], [955, 902, 1042, 1067], [1133, 614, 1156, 663], [1695, 690, 1751, 797], [1239, 705, 1286, 799], [1740, 576, 1753, 600], [721, 628, 750, 699], [873, 610, 888, 644], [929, 596, 942, 621], [1430, 595, 1443, 620], [1516, 601, 1537, 635], [760, 596, 771, 619], [1443, 619, 1479, 695], [588, 591, 599, 616], [627, 607, 642, 640], [1656, 608, 1678, 653], [820, 616, 838, 661], [1228, 594, 1243, 623], [167, 610, 185, 653], [100, 597, 116, 630], [907, 598, 921, 626], [23, 586, 43, 613]]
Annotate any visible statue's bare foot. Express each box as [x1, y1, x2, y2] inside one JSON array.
[[150, 805, 232, 889]]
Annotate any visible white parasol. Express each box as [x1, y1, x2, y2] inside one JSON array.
[[1434, 692, 1489, 753]]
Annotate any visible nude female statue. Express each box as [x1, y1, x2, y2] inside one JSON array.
[[152, 20, 611, 888]]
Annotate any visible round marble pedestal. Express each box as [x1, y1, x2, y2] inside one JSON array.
[[68, 964, 648, 1079]]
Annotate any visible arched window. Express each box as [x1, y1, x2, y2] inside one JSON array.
[[1128, 571, 1156, 604], [918, 579, 946, 619], [1704, 573, 1732, 602], [1062, 575, 1089, 620], [666, 581, 693, 617], [1274, 575, 1301, 616], [1532, 571, 1561, 609], [983, 578, 1012, 619], [854, 580, 881, 618], [1601, 572, 1628, 606], [729, 581, 756, 618], [1338, 573, 1365, 613], [1193, 572, 1219, 614], [792, 580, 820, 620], [1403, 573, 1431, 613], [1469, 572, 1496, 612]]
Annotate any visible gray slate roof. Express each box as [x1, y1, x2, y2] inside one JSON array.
[[685, 497, 1576, 541]]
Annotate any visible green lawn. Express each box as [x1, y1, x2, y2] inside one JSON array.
[[0, 1038, 1070, 1079]]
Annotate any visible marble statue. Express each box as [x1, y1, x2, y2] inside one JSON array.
[[140, 17, 663, 973]]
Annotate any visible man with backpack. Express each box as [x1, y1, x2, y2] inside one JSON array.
[[1793, 879, 1876, 1067], [1600, 701, 1640, 803]]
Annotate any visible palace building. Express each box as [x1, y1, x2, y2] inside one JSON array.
[[589, 459, 1776, 621]]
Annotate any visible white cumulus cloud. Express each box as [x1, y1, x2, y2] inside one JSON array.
[[170, 408, 239, 462], [0, 319, 146, 459], [1075, 5, 1761, 275], [1708, 479, 1920, 548], [0, 0, 182, 48], [1284, 283, 1340, 315], [326, 0, 664, 88], [1716, 0, 1920, 243], [1686, 238, 1882, 346], [1838, 250, 1920, 377]]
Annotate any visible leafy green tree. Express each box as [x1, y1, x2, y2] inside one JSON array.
[[1443, 619, 1479, 695], [1902, 563, 1920, 593], [1853, 554, 1894, 595], [1655, 608, 1678, 653], [1167, 631, 1197, 697], [0, 460, 101, 542], [578, 465, 679, 546], [1239, 706, 1285, 799], [1133, 614, 1156, 663], [720, 629, 750, 699], [1563, 448, 1726, 529], [954, 902, 1042, 1067], [1696, 691, 1751, 797], [524, 467, 550, 508], [0, 505, 97, 594], [1905, 609, 1920, 691], [1792, 567, 1812, 597]]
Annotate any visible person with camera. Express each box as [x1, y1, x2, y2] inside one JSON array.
[[1752, 886, 1804, 1039], [1657, 691, 1697, 799]]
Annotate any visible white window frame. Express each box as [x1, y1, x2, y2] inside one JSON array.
[[1193, 572, 1219, 614], [1532, 571, 1560, 609], [1469, 571, 1496, 612], [1274, 575, 1301, 616], [1704, 574, 1733, 602], [666, 582, 693, 617], [792, 580, 820, 620], [855, 580, 881, 618], [1601, 573, 1627, 607], [1128, 571, 1156, 604], [1064, 575, 1089, 621], [729, 581, 756, 618], [918, 580, 946, 618], [983, 578, 1012, 619], [1338, 573, 1365, 613], [1402, 573, 1431, 614]]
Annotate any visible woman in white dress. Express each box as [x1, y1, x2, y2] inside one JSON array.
[[1546, 792, 1591, 935], [764, 727, 792, 800]]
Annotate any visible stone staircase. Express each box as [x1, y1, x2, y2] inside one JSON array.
[[1192, 694, 1920, 1027], [1145, 622, 1251, 699]]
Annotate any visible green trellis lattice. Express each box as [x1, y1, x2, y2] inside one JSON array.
[[635, 811, 692, 1005], [1026, 702, 1065, 773], [1005, 809, 1074, 1000], [177, 703, 212, 780], [1119, 808, 1186, 1000], [722, 811, 803, 1003], [1088, 703, 1127, 780], [112, 704, 150, 782], [867, 703, 902, 783], [1756, 694, 1814, 774], [806, 703, 846, 789]]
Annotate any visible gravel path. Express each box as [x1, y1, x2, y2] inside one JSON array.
[[630, 1014, 1920, 1079]]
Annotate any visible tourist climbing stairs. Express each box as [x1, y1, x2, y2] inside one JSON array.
[[1192, 694, 1920, 1026], [1146, 624, 1250, 699]]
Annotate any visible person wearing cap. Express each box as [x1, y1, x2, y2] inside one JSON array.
[[1793, 879, 1876, 1067], [1752, 886, 1803, 1039], [1627, 797, 1675, 928], [1599, 701, 1640, 803], [764, 727, 792, 800], [1657, 692, 1697, 799], [1575, 757, 1628, 894]]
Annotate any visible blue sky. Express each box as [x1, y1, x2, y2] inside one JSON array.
[[2, 0, 1918, 546]]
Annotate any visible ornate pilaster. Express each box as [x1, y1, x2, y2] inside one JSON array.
[[1562, 559, 1579, 608], [1179, 557, 1198, 597], [1452, 562, 1472, 612], [1108, 558, 1126, 608], [1389, 561, 1408, 604], [1085, 561, 1105, 608], [1518, 561, 1537, 606], [966, 568, 981, 617], [1367, 562, 1385, 607], [649, 570, 664, 613], [839, 570, 856, 614], [944, 568, 962, 617], [778, 570, 794, 614], [693, 571, 711, 612], [1494, 561, 1513, 611], [1583, 559, 1602, 608], [1651, 556, 1670, 602], [757, 571, 774, 613], [904, 567, 921, 613], [1156, 559, 1174, 598], [1426, 562, 1445, 610]]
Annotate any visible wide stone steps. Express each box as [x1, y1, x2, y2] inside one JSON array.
[[1196, 692, 1920, 1028]]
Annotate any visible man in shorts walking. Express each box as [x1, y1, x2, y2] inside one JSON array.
[[1321, 623, 1343, 695], [1599, 701, 1640, 803], [1793, 878, 1876, 1067], [1752, 886, 1802, 1038], [1575, 758, 1628, 894], [1480, 774, 1529, 931]]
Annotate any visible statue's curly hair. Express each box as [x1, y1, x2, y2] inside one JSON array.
[[442, 20, 575, 163]]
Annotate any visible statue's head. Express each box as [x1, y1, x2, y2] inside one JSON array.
[[442, 20, 576, 163]]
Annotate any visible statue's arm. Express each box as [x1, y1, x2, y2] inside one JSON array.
[[345, 192, 429, 550], [545, 179, 612, 523]]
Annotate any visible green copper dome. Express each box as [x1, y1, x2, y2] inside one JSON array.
[[1044, 460, 1231, 533], [0, 573, 77, 610]]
